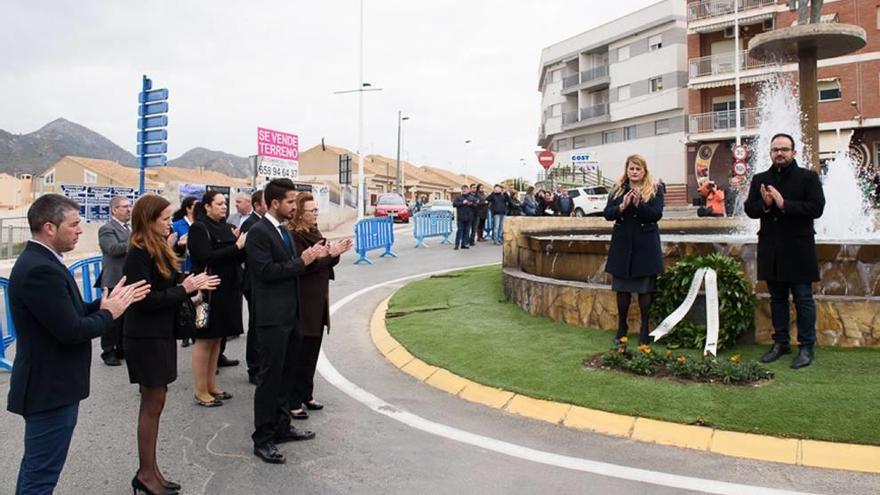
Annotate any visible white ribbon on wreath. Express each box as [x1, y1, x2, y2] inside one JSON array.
[[649, 267, 720, 357]]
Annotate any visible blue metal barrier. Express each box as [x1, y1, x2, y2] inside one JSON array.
[[354, 217, 396, 265], [412, 211, 453, 248], [68, 256, 103, 303], [0, 278, 13, 371]]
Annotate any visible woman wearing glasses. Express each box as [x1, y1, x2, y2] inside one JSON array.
[[287, 193, 352, 419]]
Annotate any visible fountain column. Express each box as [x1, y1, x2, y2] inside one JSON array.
[[799, 46, 819, 171]]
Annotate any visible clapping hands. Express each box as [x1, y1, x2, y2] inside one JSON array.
[[760, 184, 784, 209], [181, 272, 221, 294], [328, 238, 354, 257], [100, 276, 151, 319]]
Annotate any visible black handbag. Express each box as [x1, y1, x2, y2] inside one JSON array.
[[175, 295, 198, 340]]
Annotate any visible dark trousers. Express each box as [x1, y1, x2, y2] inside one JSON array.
[[469, 216, 485, 243], [16, 403, 79, 495], [100, 290, 124, 361], [244, 291, 259, 379], [767, 281, 816, 348], [252, 324, 301, 447], [292, 333, 324, 405], [455, 220, 471, 248]]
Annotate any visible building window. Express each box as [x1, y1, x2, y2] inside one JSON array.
[[43, 171, 55, 185], [618, 85, 631, 101], [550, 103, 562, 117], [649, 34, 662, 51], [618, 45, 630, 62], [557, 138, 572, 151], [550, 69, 562, 83], [623, 125, 637, 141], [573, 135, 588, 149], [655, 119, 670, 135], [435, 192, 441, 200], [84, 169, 97, 184], [650, 77, 663, 93], [818, 79, 841, 102], [602, 129, 619, 144]]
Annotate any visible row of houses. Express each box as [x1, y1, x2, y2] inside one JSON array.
[[538, 0, 880, 204], [0, 144, 490, 209]]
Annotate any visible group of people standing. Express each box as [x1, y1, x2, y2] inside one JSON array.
[[604, 134, 824, 371], [6, 178, 353, 494]]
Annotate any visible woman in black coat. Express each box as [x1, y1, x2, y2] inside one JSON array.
[[603, 154, 665, 346], [123, 194, 218, 494], [287, 193, 353, 419], [187, 190, 247, 407]]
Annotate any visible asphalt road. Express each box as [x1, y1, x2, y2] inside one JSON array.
[[1, 226, 878, 494]]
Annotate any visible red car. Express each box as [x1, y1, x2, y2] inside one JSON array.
[[374, 193, 411, 223]]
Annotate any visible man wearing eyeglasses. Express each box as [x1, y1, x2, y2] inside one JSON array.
[[744, 133, 825, 369]]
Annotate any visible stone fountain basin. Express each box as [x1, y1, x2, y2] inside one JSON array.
[[500, 217, 880, 347], [748, 23, 867, 62]]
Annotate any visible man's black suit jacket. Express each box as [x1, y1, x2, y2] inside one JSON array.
[[6, 242, 113, 416], [240, 213, 261, 295], [245, 216, 312, 329]]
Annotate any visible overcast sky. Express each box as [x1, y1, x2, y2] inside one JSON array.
[[1, 0, 658, 183]]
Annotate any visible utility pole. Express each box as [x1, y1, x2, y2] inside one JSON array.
[[395, 111, 409, 196], [734, 0, 742, 147]]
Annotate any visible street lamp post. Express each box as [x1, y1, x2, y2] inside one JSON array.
[[464, 139, 472, 177], [396, 111, 410, 196]]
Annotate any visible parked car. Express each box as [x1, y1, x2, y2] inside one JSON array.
[[374, 193, 411, 223], [569, 186, 609, 217], [424, 199, 454, 215]]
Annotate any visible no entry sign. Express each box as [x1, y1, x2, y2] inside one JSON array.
[[537, 150, 555, 170]]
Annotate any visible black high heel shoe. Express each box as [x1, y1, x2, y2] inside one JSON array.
[[162, 479, 181, 491], [132, 476, 178, 495]]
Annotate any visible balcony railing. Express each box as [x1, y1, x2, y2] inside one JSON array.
[[688, 50, 775, 78], [687, 0, 776, 22], [562, 110, 580, 125], [562, 74, 580, 89], [581, 103, 609, 121], [562, 65, 610, 90], [688, 107, 758, 134]]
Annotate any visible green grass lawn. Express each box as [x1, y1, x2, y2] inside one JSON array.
[[386, 266, 880, 445]]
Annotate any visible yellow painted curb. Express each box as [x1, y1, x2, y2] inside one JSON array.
[[401, 359, 439, 382], [459, 383, 516, 410], [710, 431, 799, 465], [370, 294, 880, 474], [632, 418, 713, 451], [564, 406, 635, 437], [505, 395, 571, 424]]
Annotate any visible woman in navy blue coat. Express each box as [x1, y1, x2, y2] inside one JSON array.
[[603, 154, 665, 346]]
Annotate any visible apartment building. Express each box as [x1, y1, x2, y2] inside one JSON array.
[[538, 0, 689, 205], [686, 0, 880, 199]]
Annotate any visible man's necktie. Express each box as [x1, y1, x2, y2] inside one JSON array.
[[278, 225, 293, 253]]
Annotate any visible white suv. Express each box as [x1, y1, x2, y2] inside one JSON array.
[[569, 186, 609, 217]]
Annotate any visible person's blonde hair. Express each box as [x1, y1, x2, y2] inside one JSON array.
[[289, 193, 316, 233], [612, 154, 657, 201]]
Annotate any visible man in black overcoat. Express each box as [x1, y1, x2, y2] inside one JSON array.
[[744, 133, 826, 369]]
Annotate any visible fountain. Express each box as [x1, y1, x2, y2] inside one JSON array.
[[502, 9, 880, 347]]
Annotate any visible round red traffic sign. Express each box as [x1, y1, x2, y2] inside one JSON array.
[[732, 144, 748, 161], [733, 160, 748, 176], [537, 150, 555, 170]]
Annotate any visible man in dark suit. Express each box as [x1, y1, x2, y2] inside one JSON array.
[[241, 189, 266, 384], [96, 195, 132, 366], [745, 133, 826, 369], [246, 179, 328, 464], [551, 186, 575, 217], [7, 194, 149, 494]]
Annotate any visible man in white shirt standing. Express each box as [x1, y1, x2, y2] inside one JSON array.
[[227, 193, 253, 229]]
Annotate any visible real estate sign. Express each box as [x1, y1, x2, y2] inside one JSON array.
[[257, 127, 299, 180]]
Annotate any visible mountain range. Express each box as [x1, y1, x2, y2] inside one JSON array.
[[0, 118, 251, 178]]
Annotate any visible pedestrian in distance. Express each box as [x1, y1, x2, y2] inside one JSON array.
[[486, 184, 512, 245], [187, 190, 247, 407], [697, 180, 725, 217], [453, 185, 475, 250], [507, 189, 522, 216], [471, 184, 489, 243], [8, 194, 150, 495], [603, 154, 665, 346], [288, 193, 353, 420], [122, 194, 220, 495], [171, 196, 198, 348], [226, 192, 253, 229], [551, 186, 575, 217], [246, 179, 328, 464], [521, 186, 538, 216], [96, 195, 133, 366], [744, 133, 825, 369]]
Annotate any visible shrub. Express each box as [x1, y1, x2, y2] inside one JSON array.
[[650, 254, 757, 351]]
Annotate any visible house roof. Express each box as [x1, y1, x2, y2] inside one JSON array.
[[58, 156, 163, 189], [420, 166, 492, 190], [146, 166, 250, 187]]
